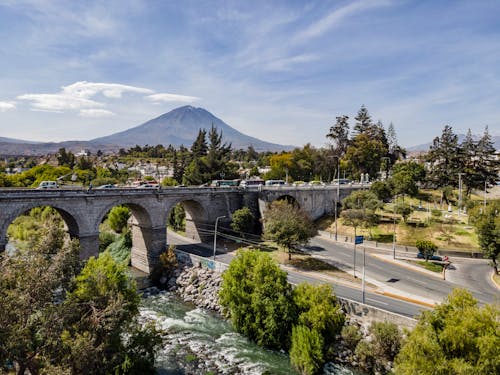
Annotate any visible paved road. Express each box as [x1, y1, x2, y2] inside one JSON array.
[[308, 236, 498, 305], [168, 231, 427, 318]]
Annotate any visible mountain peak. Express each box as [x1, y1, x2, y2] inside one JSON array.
[[91, 106, 293, 152]]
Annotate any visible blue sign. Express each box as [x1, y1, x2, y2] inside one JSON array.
[[355, 235, 364, 244]]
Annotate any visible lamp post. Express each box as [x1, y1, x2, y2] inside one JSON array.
[[213, 215, 226, 261], [329, 156, 341, 241], [392, 195, 397, 259]]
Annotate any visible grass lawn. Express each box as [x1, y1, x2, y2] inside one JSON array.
[[240, 243, 362, 284], [493, 273, 500, 288], [317, 192, 481, 253], [414, 260, 444, 273]]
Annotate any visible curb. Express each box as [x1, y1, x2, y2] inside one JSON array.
[[378, 291, 436, 308], [490, 271, 500, 290], [370, 253, 443, 279]]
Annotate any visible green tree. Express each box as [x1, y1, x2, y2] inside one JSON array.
[[395, 289, 500, 374], [263, 200, 317, 260], [57, 147, 76, 168], [391, 161, 425, 199], [394, 203, 413, 224], [426, 125, 461, 204], [415, 239, 438, 261], [326, 115, 350, 157], [230, 207, 255, 237], [290, 325, 324, 375], [0, 227, 80, 375], [167, 203, 186, 232], [293, 283, 345, 346], [344, 133, 387, 180], [61, 253, 162, 374], [191, 128, 208, 158], [219, 249, 295, 350], [108, 205, 131, 233], [341, 191, 382, 233], [370, 180, 393, 203], [475, 204, 500, 274]]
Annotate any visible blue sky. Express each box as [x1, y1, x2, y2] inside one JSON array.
[[0, 0, 499, 148]]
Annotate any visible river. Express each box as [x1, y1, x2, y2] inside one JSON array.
[[140, 291, 360, 375]]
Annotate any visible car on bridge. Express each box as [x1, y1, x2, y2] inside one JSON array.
[[36, 181, 59, 189], [96, 184, 116, 189]]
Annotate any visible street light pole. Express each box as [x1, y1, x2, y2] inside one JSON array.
[[335, 156, 340, 241], [392, 195, 397, 259], [213, 215, 226, 261], [362, 245, 366, 304]]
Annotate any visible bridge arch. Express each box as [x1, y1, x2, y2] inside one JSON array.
[[0, 203, 80, 256], [166, 198, 209, 242], [96, 201, 162, 273], [1, 203, 80, 240]]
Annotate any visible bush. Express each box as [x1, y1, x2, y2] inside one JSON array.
[[341, 324, 362, 351], [355, 340, 376, 371], [290, 325, 324, 375], [369, 321, 402, 361], [151, 245, 179, 287], [99, 230, 117, 252]]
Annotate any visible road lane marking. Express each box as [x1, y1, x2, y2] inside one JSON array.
[[367, 298, 388, 305]]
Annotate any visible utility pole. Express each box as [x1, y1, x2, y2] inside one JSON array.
[[213, 215, 226, 261]]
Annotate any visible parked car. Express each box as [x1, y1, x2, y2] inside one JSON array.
[[417, 253, 442, 261], [292, 181, 306, 186], [36, 181, 59, 189], [96, 184, 116, 189]]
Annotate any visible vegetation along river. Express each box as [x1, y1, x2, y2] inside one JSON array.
[[140, 291, 361, 375]]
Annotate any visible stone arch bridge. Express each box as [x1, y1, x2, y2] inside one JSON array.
[[0, 185, 362, 273]]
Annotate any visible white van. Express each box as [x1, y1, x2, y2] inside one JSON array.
[[37, 181, 59, 189]]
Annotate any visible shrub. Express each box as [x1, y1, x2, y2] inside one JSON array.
[[151, 245, 179, 287], [369, 321, 402, 361], [290, 325, 324, 375], [355, 340, 376, 371], [341, 324, 362, 351]]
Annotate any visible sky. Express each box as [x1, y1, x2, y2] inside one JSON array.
[[0, 0, 499, 148]]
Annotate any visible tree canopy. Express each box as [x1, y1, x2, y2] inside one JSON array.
[[395, 288, 500, 374], [263, 200, 317, 259]]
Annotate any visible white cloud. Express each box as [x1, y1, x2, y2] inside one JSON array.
[[146, 93, 200, 103], [0, 101, 16, 112], [17, 81, 155, 112], [294, 0, 391, 44], [62, 81, 153, 99], [78, 109, 115, 117], [17, 93, 104, 111]]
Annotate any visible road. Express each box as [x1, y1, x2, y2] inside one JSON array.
[[307, 236, 498, 306], [167, 230, 428, 318]]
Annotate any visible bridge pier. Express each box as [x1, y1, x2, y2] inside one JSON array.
[[131, 224, 166, 274], [79, 233, 100, 260]]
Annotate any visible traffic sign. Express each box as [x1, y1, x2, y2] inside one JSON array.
[[355, 235, 364, 244]]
